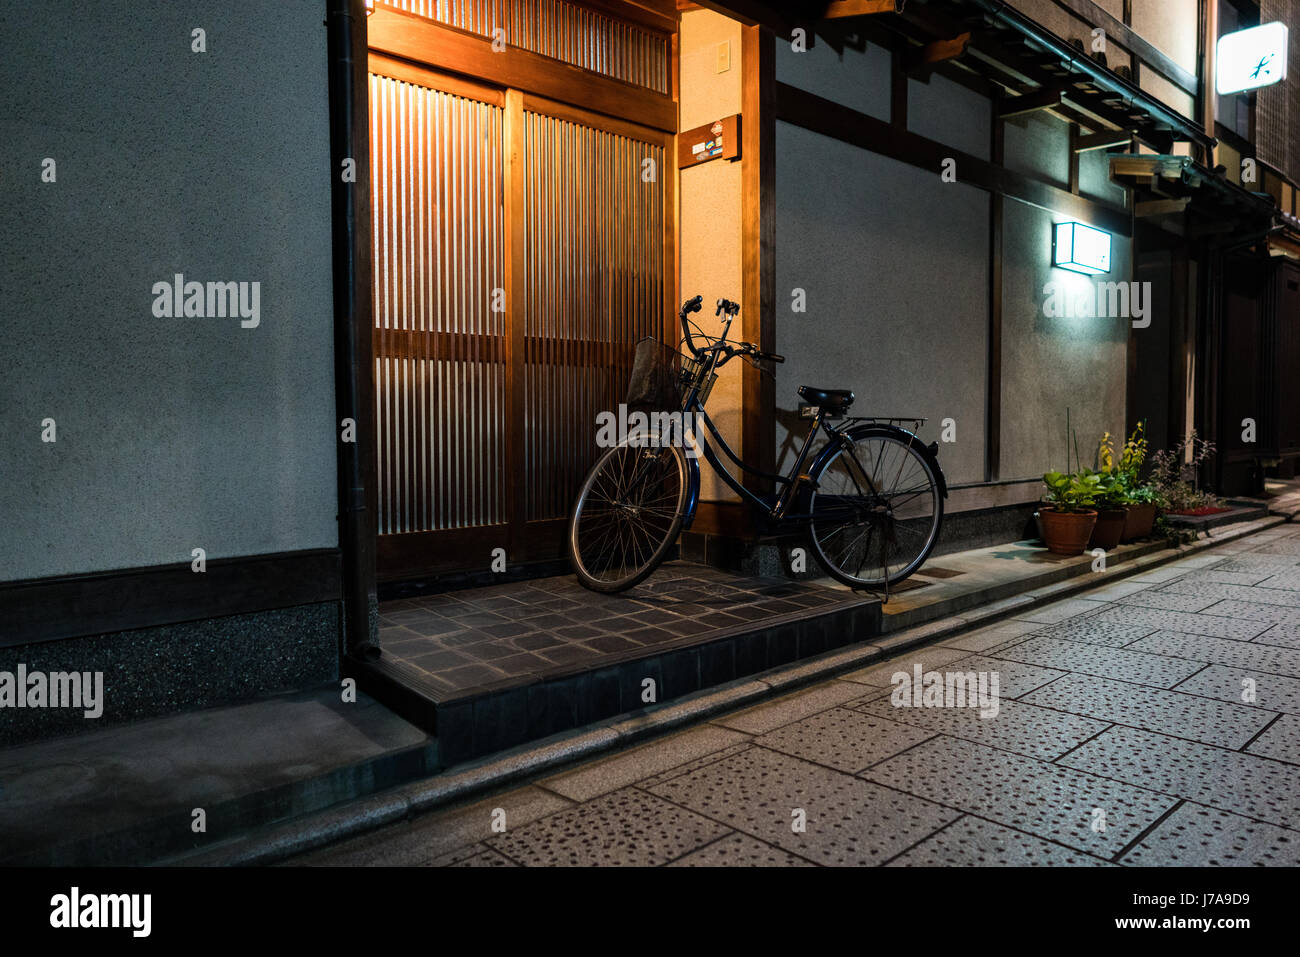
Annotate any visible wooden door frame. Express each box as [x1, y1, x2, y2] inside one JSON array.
[[367, 7, 680, 580]]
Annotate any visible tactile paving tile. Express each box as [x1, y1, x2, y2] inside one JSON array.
[[1118, 802, 1300, 866], [635, 742, 753, 789], [1157, 579, 1300, 607], [1057, 725, 1300, 828], [1094, 605, 1269, 640], [990, 635, 1207, 689], [861, 735, 1176, 857], [483, 786, 730, 867], [1251, 624, 1300, 650], [936, 620, 1040, 653], [1252, 541, 1300, 557], [886, 815, 1113, 867], [930, 653, 1068, 698], [1254, 569, 1300, 591], [1244, 714, 1300, 765], [1199, 598, 1300, 625], [1025, 618, 1159, 648], [856, 695, 1108, 761], [1117, 590, 1222, 613], [666, 832, 816, 867], [646, 745, 959, 866], [1128, 631, 1300, 679], [1019, 672, 1275, 748], [1174, 568, 1277, 586], [1174, 664, 1300, 715], [447, 848, 520, 867], [754, 708, 935, 773], [1214, 555, 1300, 571]]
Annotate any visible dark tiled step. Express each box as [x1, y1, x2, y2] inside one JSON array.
[[358, 593, 881, 768]]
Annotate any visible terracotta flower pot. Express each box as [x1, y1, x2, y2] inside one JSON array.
[[1121, 502, 1158, 542], [1088, 507, 1127, 550], [1039, 508, 1098, 555]]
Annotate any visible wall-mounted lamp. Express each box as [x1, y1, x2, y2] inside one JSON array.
[[1053, 221, 1112, 275]]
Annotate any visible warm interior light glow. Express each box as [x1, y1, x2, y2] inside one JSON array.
[[1217, 22, 1289, 94], [1053, 222, 1112, 275]]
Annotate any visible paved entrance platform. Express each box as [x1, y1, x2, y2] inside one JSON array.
[[355, 564, 881, 767]]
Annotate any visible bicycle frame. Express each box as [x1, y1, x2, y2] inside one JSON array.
[[674, 312, 879, 530]]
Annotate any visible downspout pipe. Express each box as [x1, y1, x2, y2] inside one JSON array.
[[326, 0, 378, 660], [965, 0, 1216, 156]]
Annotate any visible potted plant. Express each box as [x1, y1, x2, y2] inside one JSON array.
[[1088, 465, 1128, 550], [1040, 469, 1100, 555], [1105, 424, 1158, 542]]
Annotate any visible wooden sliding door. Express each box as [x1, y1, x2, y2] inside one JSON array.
[[368, 1, 676, 580]]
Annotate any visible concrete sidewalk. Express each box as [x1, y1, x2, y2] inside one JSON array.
[[289, 522, 1300, 867]]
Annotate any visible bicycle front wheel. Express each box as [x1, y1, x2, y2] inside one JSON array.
[[806, 427, 943, 589], [568, 439, 689, 593]]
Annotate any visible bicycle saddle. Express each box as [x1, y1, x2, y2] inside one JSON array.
[[798, 385, 855, 415]]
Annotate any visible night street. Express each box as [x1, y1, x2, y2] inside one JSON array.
[[290, 523, 1300, 866]]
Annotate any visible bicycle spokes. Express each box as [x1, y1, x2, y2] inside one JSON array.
[[808, 431, 942, 589]]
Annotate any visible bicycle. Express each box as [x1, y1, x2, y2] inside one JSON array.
[[567, 295, 948, 594]]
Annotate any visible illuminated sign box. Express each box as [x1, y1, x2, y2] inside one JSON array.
[[1217, 22, 1289, 94], [1053, 222, 1111, 275]]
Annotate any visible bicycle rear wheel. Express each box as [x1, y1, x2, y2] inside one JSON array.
[[806, 427, 943, 589], [568, 439, 689, 593]]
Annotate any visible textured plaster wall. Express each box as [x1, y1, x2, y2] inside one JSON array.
[[679, 9, 744, 503], [774, 122, 989, 486], [0, 0, 338, 582], [998, 199, 1131, 479]]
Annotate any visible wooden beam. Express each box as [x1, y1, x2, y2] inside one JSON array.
[[368, 5, 677, 133], [821, 0, 899, 17], [741, 25, 776, 491], [1135, 197, 1191, 217], [904, 31, 970, 73], [1073, 129, 1132, 152], [774, 81, 1132, 235], [997, 86, 1063, 117]]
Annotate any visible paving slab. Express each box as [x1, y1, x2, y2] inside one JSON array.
[[1244, 714, 1300, 765], [482, 786, 730, 866], [647, 745, 960, 866], [856, 696, 1109, 761], [861, 734, 1177, 858], [753, 708, 935, 773], [1118, 803, 1300, 866], [1094, 605, 1270, 640], [1129, 631, 1300, 678], [1022, 617, 1159, 648], [291, 783, 573, 866], [537, 724, 751, 802], [666, 832, 816, 867], [1019, 672, 1275, 749], [1057, 726, 1300, 829], [709, 680, 875, 735], [886, 815, 1113, 867], [1157, 579, 1300, 606], [1173, 664, 1300, 715], [989, 634, 1207, 689]]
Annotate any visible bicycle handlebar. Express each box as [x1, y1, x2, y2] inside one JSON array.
[[678, 295, 782, 364]]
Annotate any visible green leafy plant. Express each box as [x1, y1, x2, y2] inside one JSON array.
[[1149, 431, 1219, 512], [1042, 469, 1101, 512], [1099, 424, 1155, 506]]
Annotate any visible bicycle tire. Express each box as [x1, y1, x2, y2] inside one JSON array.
[[568, 438, 689, 593], [805, 426, 944, 589]]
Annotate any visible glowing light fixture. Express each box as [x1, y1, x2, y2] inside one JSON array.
[[1053, 221, 1112, 275], [1217, 22, 1288, 94]]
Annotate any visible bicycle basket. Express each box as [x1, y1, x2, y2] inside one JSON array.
[[625, 337, 684, 412]]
